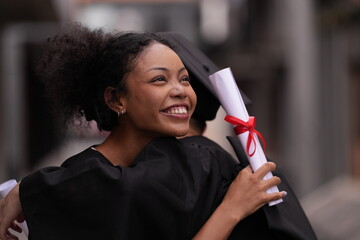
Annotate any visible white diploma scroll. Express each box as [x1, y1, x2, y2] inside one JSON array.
[[0, 179, 29, 237], [209, 67, 282, 206]]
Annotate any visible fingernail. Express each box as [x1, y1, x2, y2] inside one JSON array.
[[284, 191, 288, 196]]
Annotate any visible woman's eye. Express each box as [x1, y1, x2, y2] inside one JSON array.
[[151, 76, 166, 83], [180, 76, 190, 82]]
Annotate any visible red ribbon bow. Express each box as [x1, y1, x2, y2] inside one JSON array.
[[224, 115, 267, 157]]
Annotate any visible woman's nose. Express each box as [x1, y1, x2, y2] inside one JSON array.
[[169, 83, 186, 99]]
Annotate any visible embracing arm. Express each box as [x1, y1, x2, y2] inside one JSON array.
[[0, 184, 24, 240], [193, 162, 286, 240]]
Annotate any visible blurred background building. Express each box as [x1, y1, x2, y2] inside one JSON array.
[[1, 0, 360, 239]]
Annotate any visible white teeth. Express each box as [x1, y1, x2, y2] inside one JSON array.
[[165, 106, 188, 114], [180, 108, 187, 114]]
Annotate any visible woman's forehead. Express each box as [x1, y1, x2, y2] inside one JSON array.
[[135, 43, 184, 70]]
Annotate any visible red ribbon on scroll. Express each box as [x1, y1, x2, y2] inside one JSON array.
[[224, 115, 267, 157]]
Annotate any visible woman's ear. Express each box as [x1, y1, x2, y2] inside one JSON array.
[[104, 87, 125, 114]]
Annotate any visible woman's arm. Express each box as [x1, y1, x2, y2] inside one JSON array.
[[0, 184, 24, 240], [193, 162, 287, 240]]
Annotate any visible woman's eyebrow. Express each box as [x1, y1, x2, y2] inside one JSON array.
[[178, 67, 187, 73], [146, 67, 187, 73], [147, 67, 168, 72]]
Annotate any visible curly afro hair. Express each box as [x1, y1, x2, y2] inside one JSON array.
[[37, 23, 174, 131]]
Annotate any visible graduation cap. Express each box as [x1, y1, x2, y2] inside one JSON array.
[[156, 32, 251, 122]]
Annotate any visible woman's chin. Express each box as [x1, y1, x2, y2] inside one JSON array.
[[171, 129, 190, 138]]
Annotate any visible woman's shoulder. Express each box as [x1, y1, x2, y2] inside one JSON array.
[[134, 136, 218, 163], [179, 136, 237, 161], [60, 146, 112, 167], [180, 136, 239, 176]]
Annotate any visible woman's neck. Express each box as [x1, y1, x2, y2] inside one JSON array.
[[94, 126, 157, 167]]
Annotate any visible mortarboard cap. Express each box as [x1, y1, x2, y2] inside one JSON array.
[[156, 32, 251, 122]]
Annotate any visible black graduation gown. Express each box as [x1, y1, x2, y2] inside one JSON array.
[[19, 136, 237, 240], [20, 135, 317, 240]]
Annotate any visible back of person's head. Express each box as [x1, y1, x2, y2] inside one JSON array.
[[37, 23, 174, 132]]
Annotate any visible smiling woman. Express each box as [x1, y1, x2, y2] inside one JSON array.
[[107, 43, 196, 144], [0, 23, 285, 240], [95, 41, 197, 167]]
